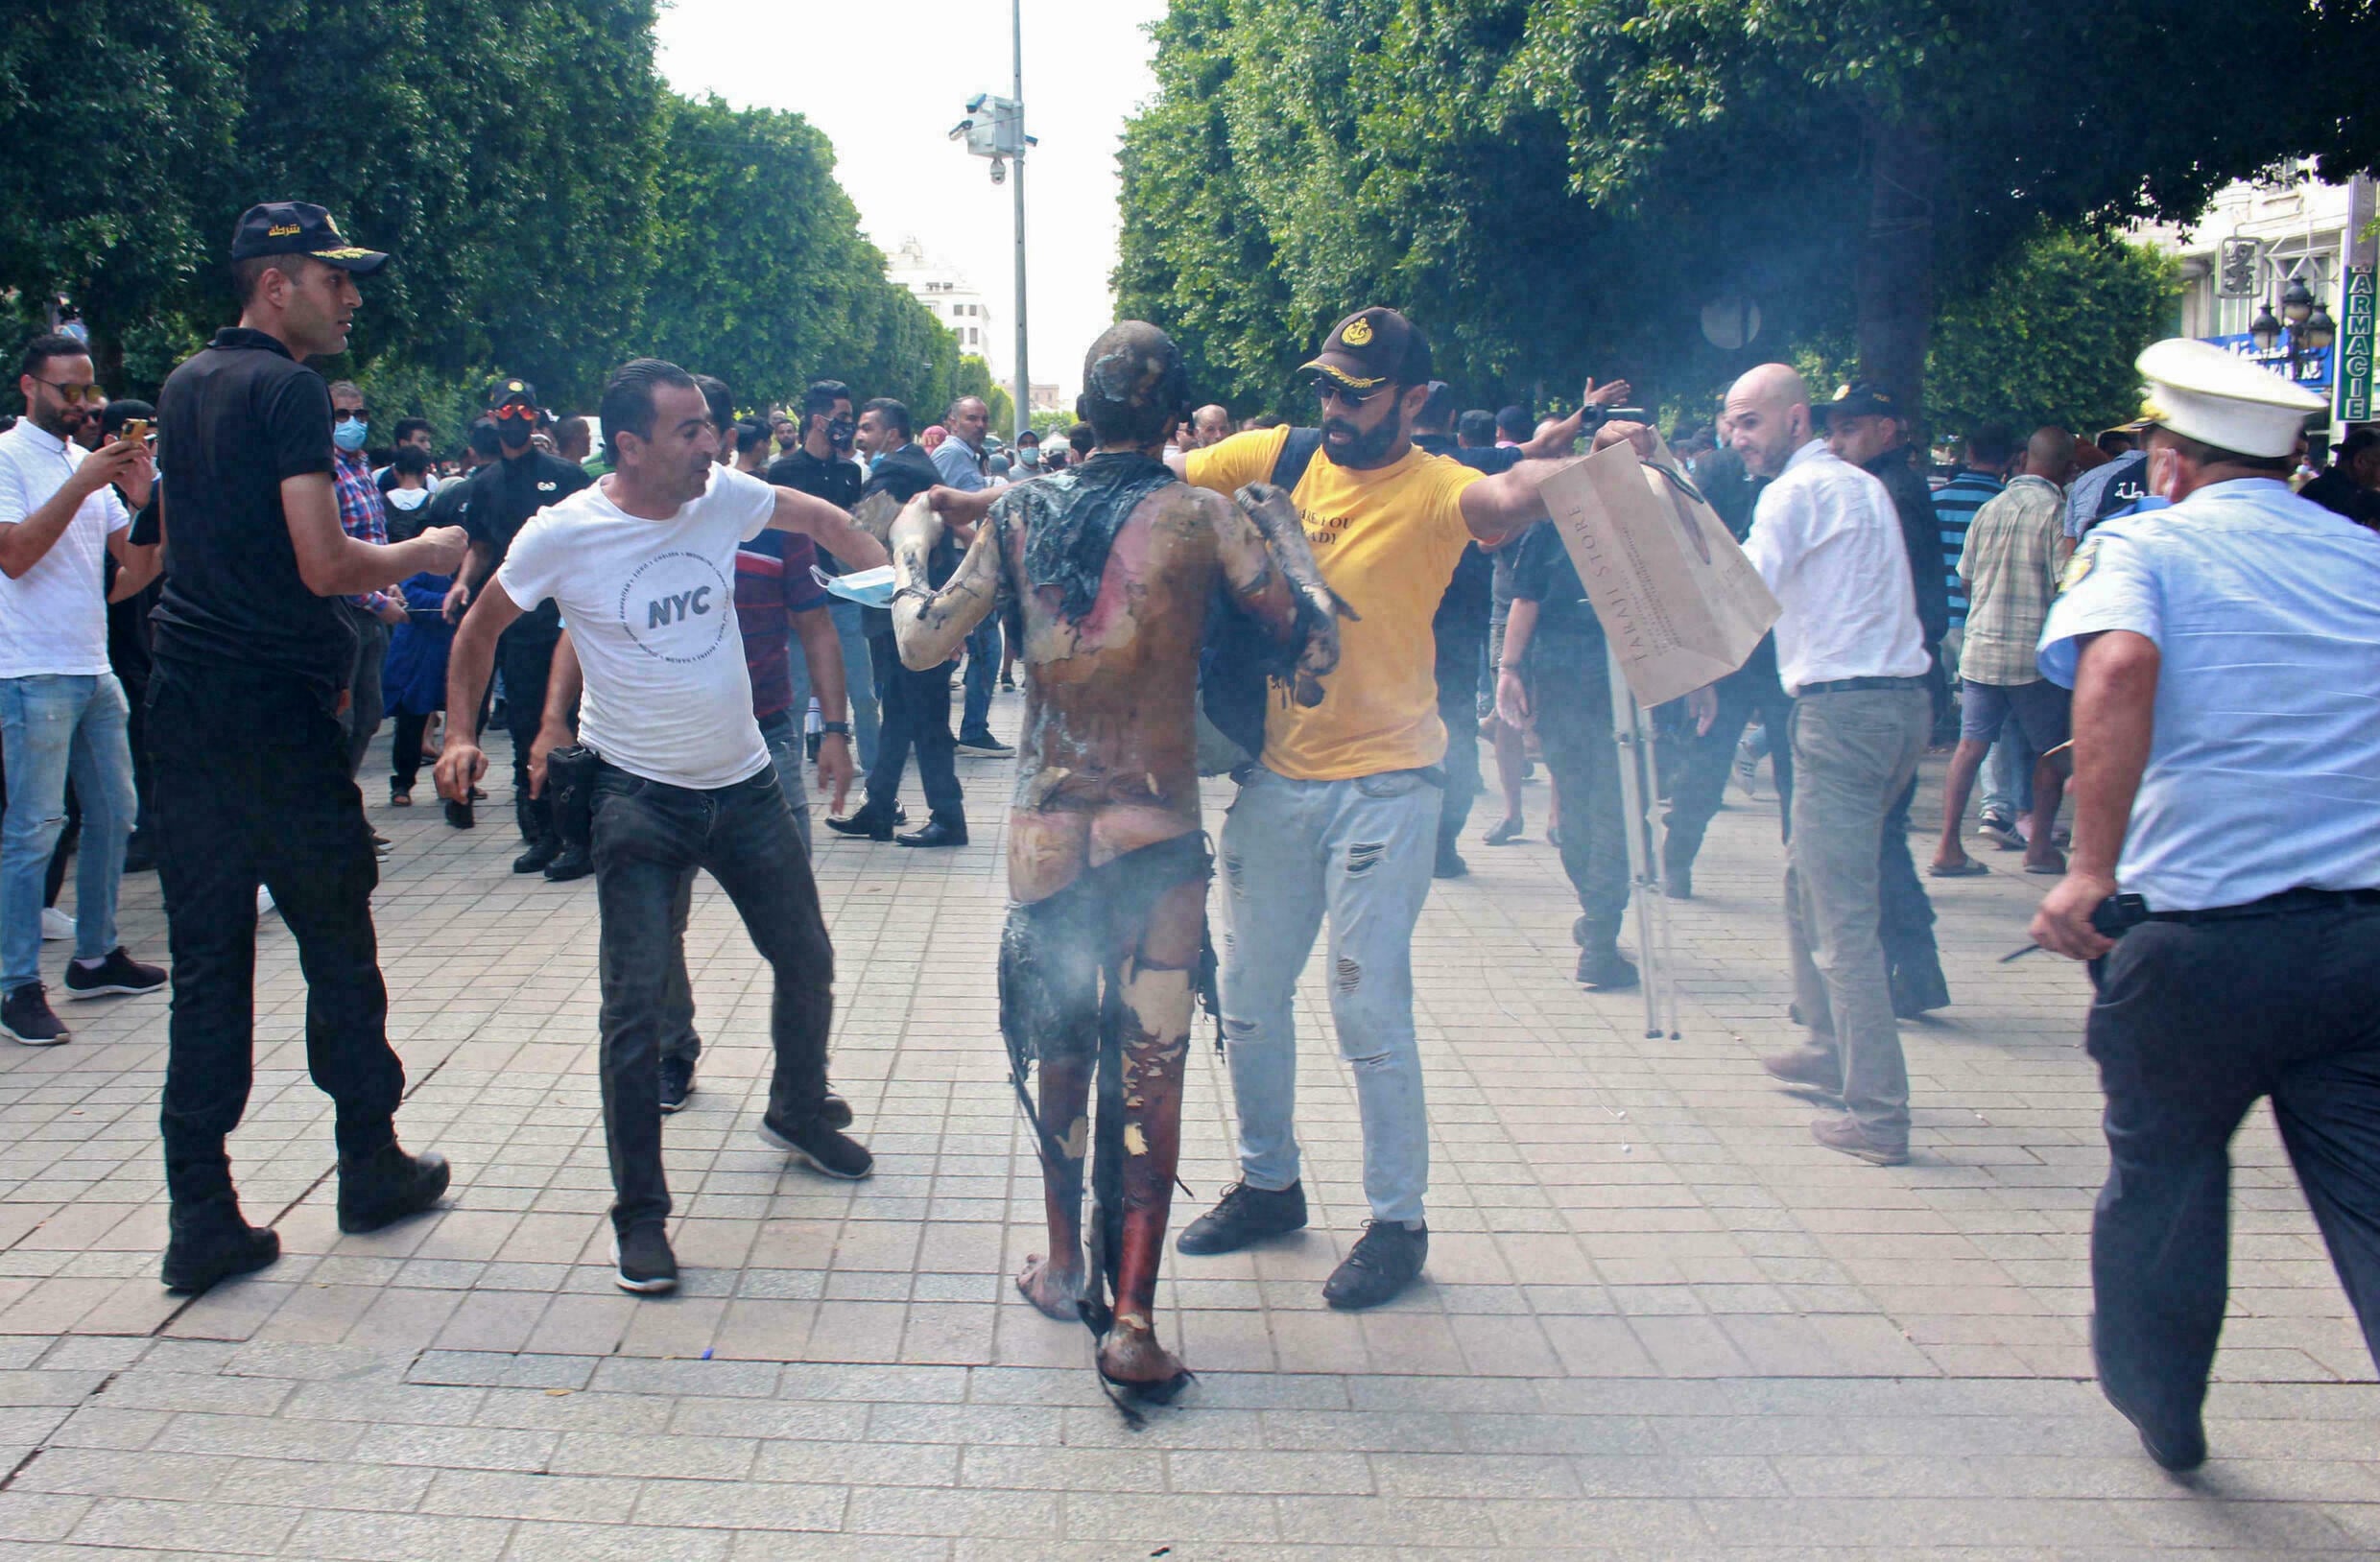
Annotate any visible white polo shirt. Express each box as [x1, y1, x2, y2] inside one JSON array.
[[1742, 439, 1929, 695], [0, 420, 130, 679]]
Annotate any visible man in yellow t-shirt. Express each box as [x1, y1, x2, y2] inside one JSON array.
[[1167, 306, 1640, 1311]]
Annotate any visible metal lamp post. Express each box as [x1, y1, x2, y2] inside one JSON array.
[[951, 0, 1035, 438]]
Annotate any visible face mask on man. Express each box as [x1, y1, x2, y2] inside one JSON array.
[[334, 416, 369, 453], [1017, 446, 1041, 470], [826, 416, 855, 452]]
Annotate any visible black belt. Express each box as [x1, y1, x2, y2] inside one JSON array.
[[2148, 886, 2380, 925], [1797, 675, 1928, 696]]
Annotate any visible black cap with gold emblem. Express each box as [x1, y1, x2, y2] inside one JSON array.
[[1299, 307, 1432, 392], [227, 201, 389, 273], [486, 377, 539, 411]]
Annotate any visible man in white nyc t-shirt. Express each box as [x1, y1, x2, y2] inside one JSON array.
[[436, 358, 889, 1296]]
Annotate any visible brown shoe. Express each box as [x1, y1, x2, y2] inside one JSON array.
[[1811, 1115, 1908, 1166], [1761, 1045, 1842, 1095]]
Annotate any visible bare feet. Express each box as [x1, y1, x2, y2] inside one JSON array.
[[2024, 847, 2068, 875], [1016, 1253, 1084, 1321], [1098, 1312, 1187, 1391]]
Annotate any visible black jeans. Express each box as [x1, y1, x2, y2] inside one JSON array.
[[341, 611, 389, 781], [391, 709, 433, 793], [864, 633, 964, 827], [1876, 773, 1941, 979], [2086, 895, 2380, 1431], [147, 657, 402, 1205], [1666, 650, 1797, 870], [1435, 629, 1485, 850], [591, 760, 834, 1233], [498, 630, 561, 845], [1528, 646, 1629, 940]]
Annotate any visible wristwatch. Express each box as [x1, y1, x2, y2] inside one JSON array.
[[818, 722, 851, 737]]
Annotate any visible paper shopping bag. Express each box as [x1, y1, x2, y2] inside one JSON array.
[[1535, 434, 1779, 708]]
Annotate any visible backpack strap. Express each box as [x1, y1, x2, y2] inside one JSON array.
[[1271, 427, 1324, 495]]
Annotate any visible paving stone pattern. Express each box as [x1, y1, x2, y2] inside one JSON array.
[[0, 700, 2372, 1557]]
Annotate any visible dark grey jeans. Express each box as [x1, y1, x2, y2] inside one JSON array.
[[1784, 686, 1929, 1140], [591, 760, 834, 1233]]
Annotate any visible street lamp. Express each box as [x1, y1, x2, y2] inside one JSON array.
[[2302, 300, 2338, 353], [2250, 301, 2284, 353], [2281, 274, 2317, 327], [948, 0, 1035, 439]]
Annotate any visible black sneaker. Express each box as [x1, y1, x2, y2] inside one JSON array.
[[1176, 1180, 1307, 1256], [543, 844, 592, 883], [658, 1054, 695, 1114], [63, 949, 167, 1001], [1322, 1220, 1428, 1311], [956, 733, 1013, 757], [161, 1199, 280, 1295], [336, 1144, 452, 1234], [760, 1110, 874, 1179], [0, 983, 68, 1046], [613, 1223, 678, 1294], [1433, 840, 1468, 879], [513, 839, 560, 874], [444, 798, 475, 830], [822, 1092, 854, 1130], [1576, 943, 1639, 990]]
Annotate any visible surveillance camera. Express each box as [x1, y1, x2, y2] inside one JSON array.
[[989, 157, 1007, 185]]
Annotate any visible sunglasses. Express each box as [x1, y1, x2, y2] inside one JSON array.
[[334, 410, 370, 424], [30, 377, 104, 405], [491, 402, 538, 421], [1310, 376, 1388, 409]]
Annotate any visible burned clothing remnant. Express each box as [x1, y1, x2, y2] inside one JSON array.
[[1016, 453, 1180, 623], [887, 322, 1341, 1406]]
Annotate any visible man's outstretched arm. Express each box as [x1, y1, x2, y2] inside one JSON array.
[[768, 485, 889, 571], [1458, 420, 1656, 544], [888, 494, 1002, 670], [435, 580, 527, 804]]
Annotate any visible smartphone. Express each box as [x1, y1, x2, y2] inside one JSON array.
[[116, 420, 151, 446]]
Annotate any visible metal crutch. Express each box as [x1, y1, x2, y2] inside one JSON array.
[[1606, 646, 1681, 1039]]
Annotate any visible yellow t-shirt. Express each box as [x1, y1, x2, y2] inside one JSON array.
[[1187, 426, 1482, 780]]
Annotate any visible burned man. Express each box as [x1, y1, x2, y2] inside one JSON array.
[[891, 323, 1340, 1396]]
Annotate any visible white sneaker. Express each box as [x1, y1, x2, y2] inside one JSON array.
[[40, 907, 71, 942]]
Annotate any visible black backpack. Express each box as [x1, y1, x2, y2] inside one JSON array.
[[1195, 429, 1324, 774]]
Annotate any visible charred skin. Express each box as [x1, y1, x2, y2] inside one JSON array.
[[1232, 482, 1354, 707]]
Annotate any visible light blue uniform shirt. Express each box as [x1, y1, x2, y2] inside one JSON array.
[[931, 439, 987, 493], [2037, 478, 2380, 911]]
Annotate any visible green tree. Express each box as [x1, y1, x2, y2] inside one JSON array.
[[1928, 228, 2180, 439], [644, 95, 952, 413], [1120, 0, 2380, 424]]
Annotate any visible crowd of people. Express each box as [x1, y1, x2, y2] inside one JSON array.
[[4, 198, 2380, 1465]]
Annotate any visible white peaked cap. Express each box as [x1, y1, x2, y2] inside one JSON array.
[[2136, 338, 2327, 459]]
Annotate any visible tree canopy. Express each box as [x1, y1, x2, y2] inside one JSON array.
[[1117, 0, 2378, 424], [1, 1, 953, 438]]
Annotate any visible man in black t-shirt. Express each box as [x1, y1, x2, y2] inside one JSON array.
[[149, 202, 466, 1296], [440, 379, 593, 875], [767, 381, 878, 776], [1494, 520, 1640, 989]]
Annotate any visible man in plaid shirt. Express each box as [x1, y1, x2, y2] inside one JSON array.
[[1931, 426, 2078, 877], [329, 382, 405, 796]]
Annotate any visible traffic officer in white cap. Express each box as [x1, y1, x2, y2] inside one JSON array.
[[2031, 338, 2380, 1472]]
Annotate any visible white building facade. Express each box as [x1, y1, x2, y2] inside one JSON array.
[[2143, 172, 2377, 433], [886, 235, 1006, 384]]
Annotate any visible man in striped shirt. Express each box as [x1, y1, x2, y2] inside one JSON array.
[[1931, 423, 2011, 657]]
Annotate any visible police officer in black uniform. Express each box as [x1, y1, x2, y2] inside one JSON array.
[[441, 379, 591, 876]]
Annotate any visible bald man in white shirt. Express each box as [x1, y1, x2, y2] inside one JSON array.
[[1726, 364, 1932, 1166]]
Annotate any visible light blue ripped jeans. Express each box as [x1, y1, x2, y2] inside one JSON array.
[[0, 674, 136, 992], [1218, 764, 1442, 1225]]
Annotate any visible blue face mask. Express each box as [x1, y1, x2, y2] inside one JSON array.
[[334, 417, 369, 452]]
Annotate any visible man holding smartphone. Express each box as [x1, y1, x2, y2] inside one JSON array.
[[0, 333, 167, 1048], [149, 202, 467, 1295]]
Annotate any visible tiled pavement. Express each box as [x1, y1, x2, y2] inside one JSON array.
[[0, 697, 2374, 1558]]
